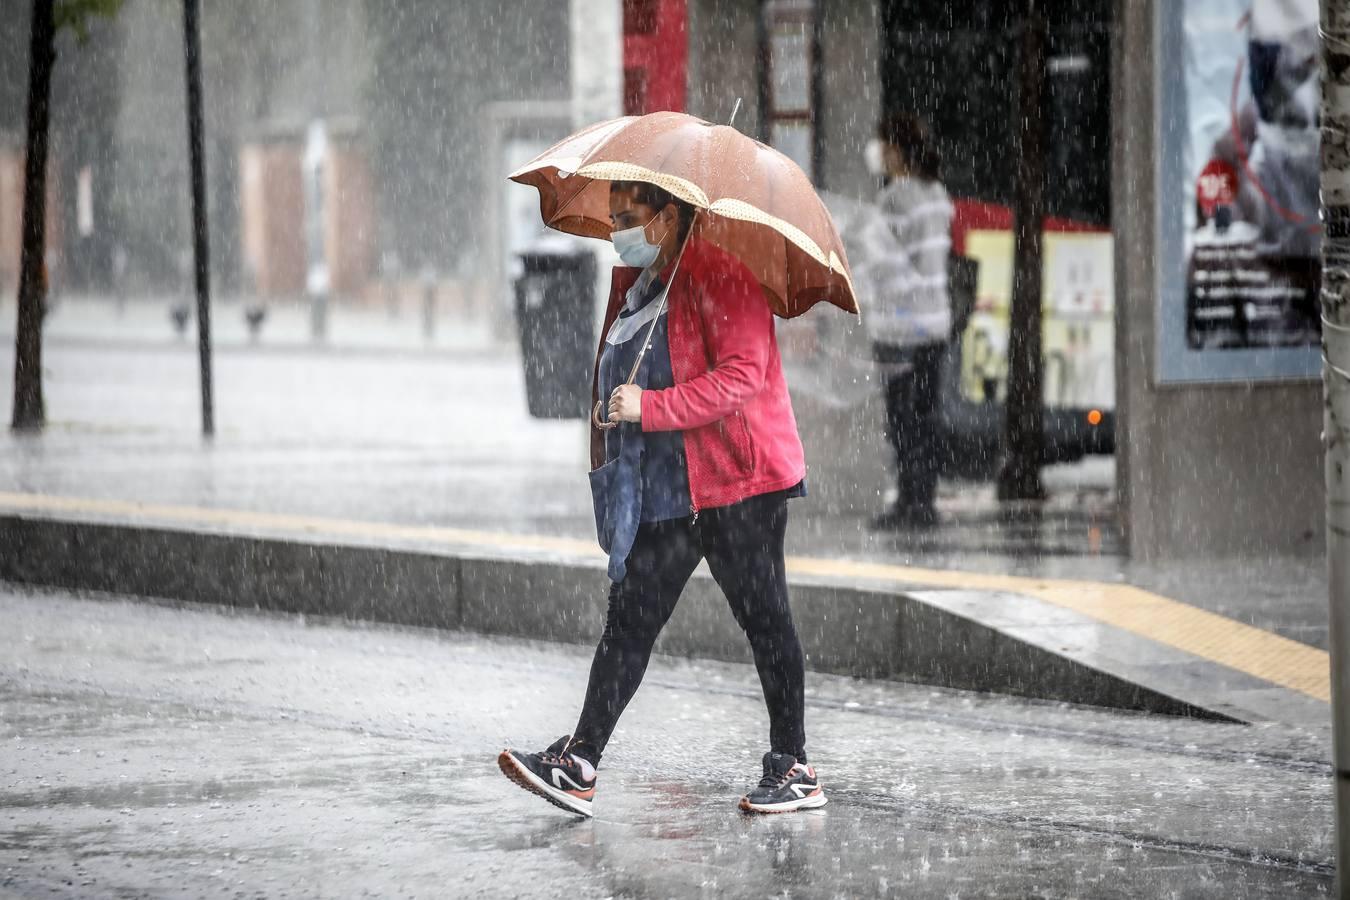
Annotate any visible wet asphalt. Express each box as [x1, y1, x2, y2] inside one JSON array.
[[0, 584, 1334, 898]]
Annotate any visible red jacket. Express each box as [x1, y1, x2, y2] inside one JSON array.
[[590, 238, 806, 513]]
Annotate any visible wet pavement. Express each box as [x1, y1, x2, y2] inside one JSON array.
[[0, 325, 1329, 652], [0, 584, 1335, 898]]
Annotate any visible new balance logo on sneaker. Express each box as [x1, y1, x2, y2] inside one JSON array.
[[498, 735, 597, 817], [739, 751, 828, 814], [500, 742, 826, 817], [551, 767, 591, 794]]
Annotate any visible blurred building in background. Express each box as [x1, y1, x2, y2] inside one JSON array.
[[674, 0, 1321, 560], [0, 0, 1325, 561], [0, 0, 118, 297], [0, 0, 568, 305], [238, 119, 374, 298]]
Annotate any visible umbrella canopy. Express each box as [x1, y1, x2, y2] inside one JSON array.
[[508, 111, 859, 319]]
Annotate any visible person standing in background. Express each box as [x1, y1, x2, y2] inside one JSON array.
[[860, 114, 954, 529]]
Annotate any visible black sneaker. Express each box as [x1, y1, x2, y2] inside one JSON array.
[[497, 735, 596, 817], [739, 751, 828, 813]]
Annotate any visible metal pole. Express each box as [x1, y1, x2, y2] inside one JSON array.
[[183, 0, 213, 438], [1320, 2, 1350, 895]]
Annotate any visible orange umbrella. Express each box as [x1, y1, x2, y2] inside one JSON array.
[[508, 111, 859, 319]]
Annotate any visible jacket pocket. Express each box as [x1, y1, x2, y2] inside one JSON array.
[[718, 411, 756, 477]]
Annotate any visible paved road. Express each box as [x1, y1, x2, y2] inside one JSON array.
[[0, 585, 1334, 898]]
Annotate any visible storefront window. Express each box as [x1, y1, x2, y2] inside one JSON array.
[[762, 0, 816, 180]]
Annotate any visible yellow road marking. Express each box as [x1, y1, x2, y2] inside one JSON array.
[[0, 491, 1329, 702], [0, 491, 601, 557]]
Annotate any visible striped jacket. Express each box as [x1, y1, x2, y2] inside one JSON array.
[[853, 176, 954, 347]]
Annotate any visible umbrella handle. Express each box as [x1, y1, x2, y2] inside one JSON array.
[[593, 400, 618, 431]]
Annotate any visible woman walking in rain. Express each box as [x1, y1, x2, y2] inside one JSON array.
[[497, 111, 858, 818], [498, 178, 822, 816], [862, 113, 955, 530]]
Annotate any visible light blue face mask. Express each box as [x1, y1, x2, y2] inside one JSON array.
[[611, 213, 666, 269]]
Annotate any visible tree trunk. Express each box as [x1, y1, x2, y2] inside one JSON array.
[[11, 0, 56, 433], [1319, 0, 1350, 892], [998, 0, 1047, 501]]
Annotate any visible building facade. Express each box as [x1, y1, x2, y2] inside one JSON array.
[[665, 0, 1319, 559], [0, 0, 570, 300]]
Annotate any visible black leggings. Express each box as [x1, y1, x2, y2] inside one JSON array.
[[570, 488, 806, 766]]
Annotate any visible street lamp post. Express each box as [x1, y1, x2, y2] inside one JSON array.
[[999, 0, 1048, 502], [183, 0, 213, 437]]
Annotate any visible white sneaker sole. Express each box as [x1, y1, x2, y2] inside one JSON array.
[[738, 790, 829, 814], [498, 750, 594, 818]]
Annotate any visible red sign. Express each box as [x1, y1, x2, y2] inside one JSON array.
[[622, 0, 687, 114]]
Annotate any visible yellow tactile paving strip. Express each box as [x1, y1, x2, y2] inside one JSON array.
[[0, 491, 1330, 703], [787, 558, 1330, 702]]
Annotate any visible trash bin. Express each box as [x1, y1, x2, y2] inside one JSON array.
[[513, 243, 597, 419]]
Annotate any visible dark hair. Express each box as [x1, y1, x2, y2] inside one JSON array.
[[609, 180, 697, 240], [877, 114, 942, 182]]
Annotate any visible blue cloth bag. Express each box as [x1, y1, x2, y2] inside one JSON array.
[[589, 249, 691, 583], [589, 423, 644, 583], [590, 344, 650, 583]]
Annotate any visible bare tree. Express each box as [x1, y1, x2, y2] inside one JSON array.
[[11, 0, 122, 433]]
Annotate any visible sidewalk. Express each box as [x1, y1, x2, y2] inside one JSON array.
[[0, 307, 1331, 725]]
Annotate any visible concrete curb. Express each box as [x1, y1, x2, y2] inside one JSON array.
[[0, 513, 1240, 721]]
